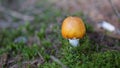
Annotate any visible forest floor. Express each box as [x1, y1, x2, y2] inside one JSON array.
[[0, 0, 120, 68]]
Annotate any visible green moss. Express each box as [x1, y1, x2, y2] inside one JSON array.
[[0, 0, 120, 67]]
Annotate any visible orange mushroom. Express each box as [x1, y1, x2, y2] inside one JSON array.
[[61, 16, 86, 46]]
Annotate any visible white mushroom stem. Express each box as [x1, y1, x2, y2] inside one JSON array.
[[68, 39, 79, 47]]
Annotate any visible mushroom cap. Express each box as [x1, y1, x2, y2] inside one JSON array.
[[61, 16, 86, 39]]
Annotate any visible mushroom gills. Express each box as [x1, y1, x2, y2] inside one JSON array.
[[68, 39, 79, 47]]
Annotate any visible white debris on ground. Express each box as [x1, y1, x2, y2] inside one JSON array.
[[97, 21, 120, 35], [14, 36, 28, 44], [97, 21, 116, 32]]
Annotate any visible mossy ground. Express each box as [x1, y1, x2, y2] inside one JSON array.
[[0, 0, 120, 68]]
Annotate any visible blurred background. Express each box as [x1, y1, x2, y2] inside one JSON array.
[[0, 0, 120, 68], [0, 0, 120, 37]]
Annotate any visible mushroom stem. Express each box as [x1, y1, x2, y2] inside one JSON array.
[[68, 39, 79, 47]]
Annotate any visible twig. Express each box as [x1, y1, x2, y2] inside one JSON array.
[[9, 10, 34, 21], [50, 55, 68, 68], [0, 6, 34, 21], [109, 0, 120, 18]]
